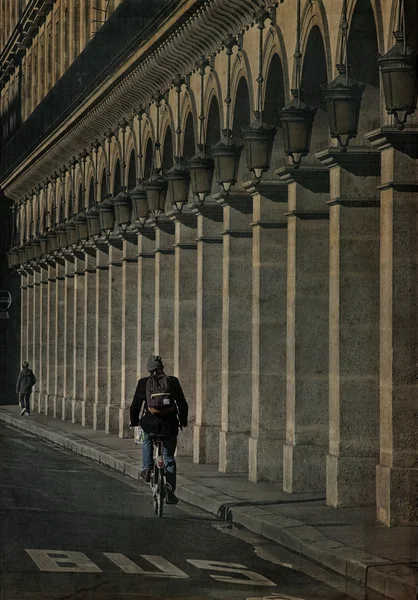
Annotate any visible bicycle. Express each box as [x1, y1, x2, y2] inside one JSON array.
[[148, 433, 171, 518]]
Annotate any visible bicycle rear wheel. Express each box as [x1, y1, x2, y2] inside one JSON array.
[[157, 470, 164, 518], [152, 466, 159, 515]]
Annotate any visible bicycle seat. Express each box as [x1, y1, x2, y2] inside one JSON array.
[[148, 433, 169, 441]]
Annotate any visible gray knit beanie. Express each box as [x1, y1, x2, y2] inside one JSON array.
[[147, 355, 164, 372]]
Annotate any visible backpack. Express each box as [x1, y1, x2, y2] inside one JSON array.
[[146, 373, 175, 415]]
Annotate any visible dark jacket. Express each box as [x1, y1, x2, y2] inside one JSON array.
[[130, 375, 188, 436], [16, 368, 36, 394]]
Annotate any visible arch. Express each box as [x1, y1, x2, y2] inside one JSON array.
[[301, 25, 329, 159], [347, 0, 381, 134], [204, 68, 224, 131], [127, 150, 137, 190], [300, 0, 332, 83], [264, 53, 286, 127], [206, 95, 221, 148], [232, 76, 251, 139], [183, 112, 196, 159], [99, 168, 107, 201], [264, 25, 291, 105], [143, 137, 154, 180], [162, 125, 174, 174], [231, 50, 255, 120], [112, 158, 122, 195], [180, 88, 198, 150], [87, 177, 95, 208], [347, 0, 384, 54]]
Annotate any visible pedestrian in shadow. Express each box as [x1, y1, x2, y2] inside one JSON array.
[[16, 361, 36, 417]]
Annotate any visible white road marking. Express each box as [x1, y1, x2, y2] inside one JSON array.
[[187, 560, 277, 586], [103, 553, 188, 578], [26, 550, 102, 572], [246, 595, 306, 600]]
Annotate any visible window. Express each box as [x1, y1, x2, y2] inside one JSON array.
[[73, 0, 80, 57], [54, 17, 60, 81]]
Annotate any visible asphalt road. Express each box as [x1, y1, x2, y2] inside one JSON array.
[[0, 422, 363, 600]]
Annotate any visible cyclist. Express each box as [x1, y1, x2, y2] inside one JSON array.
[[130, 355, 188, 505]]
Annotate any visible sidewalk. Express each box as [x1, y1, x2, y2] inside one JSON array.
[[1, 405, 417, 600]]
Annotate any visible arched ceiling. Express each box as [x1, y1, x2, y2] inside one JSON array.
[[3, 0, 267, 200]]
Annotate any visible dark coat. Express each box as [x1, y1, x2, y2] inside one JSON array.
[[16, 368, 36, 394], [130, 375, 188, 436]]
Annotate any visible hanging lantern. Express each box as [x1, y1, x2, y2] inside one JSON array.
[[55, 224, 68, 249], [113, 191, 132, 226], [25, 240, 34, 261], [47, 230, 58, 253], [242, 114, 277, 182], [166, 160, 190, 213], [7, 247, 19, 269], [377, 32, 417, 130], [31, 237, 42, 260], [188, 148, 214, 205], [321, 65, 365, 149], [74, 213, 88, 240], [279, 90, 316, 168], [98, 198, 115, 232], [38, 233, 49, 256], [211, 135, 243, 194], [85, 205, 101, 237], [131, 181, 149, 226], [143, 168, 167, 218], [64, 220, 78, 246], [18, 244, 27, 264]]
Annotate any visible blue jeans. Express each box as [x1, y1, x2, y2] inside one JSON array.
[[142, 433, 177, 492]]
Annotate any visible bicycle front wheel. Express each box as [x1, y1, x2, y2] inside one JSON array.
[[157, 470, 164, 518]]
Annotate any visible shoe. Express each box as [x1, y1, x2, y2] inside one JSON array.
[[166, 490, 179, 505], [20, 408, 26, 416], [24, 413, 30, 417], [140, 469, 151, 483]]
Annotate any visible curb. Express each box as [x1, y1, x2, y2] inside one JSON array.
[[1, 410, 416, 600]]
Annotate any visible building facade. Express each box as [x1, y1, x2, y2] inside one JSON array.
[[0, 0, 417, 527]]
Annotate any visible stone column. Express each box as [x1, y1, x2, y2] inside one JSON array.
[[54, 262, 66, 419], [277, 166, 330, 493], [46, 264, 57, 415], [63, 257, 75, 420], [20, 272, 28, 370], [94, 245, 109, 430], [154, 222, 175, 374], [316, 148, 381, 507], [106, 243, 123, 435], [72, 256, 85, 423], [119, 236, 138, 438], [216, 192, 253, 473], [173, 211, 197, 456], [193, 202, 224, 465], [82, 251, 97, 427], [40, 266, 49, 413], [26, 272, 34, 411], [137, 231, 156, 376], [367, 129, 418, 526], [245, 181, 288, 483], [32, 268, 42, 412]]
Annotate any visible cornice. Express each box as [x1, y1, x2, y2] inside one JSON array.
[[2, 0, 263, 200]]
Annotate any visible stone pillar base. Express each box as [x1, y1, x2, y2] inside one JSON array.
[[118, 408, 131, 439], [193, 424, 219, 464], [219, 431, 249, 473], [82, 401, 94, 427], [105, 405, 120, 434], [176, 425, 193, 457], [249, 436, 284, 483], [47, 395, 56, 417], [326, 454, 377, 507], [284, 443, 327, 493], [55, 397, 64, 420], [93, 403, 106, 430], [72, 399, 83, 424], [32, 392, 41, 413], [62, 398, 72, 421], [376, 465, 418, 526]]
